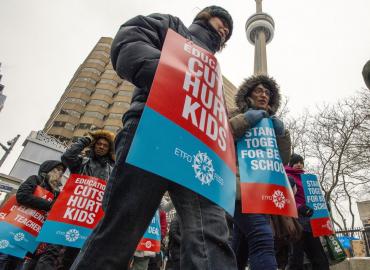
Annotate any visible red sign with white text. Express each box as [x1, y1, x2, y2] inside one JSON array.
[[46, 174, 105, 229], [0, 195, 17, 220], [146, 29, 236, 173], [4, 187, 53, 236]]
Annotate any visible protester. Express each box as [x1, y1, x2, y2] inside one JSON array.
[[229, 75, 292, 270], [71, 6, 237, 270], [59, 130, 115, 269], [285, 154, 329, 270], [131, 210, 167, 270], [16, 160, 66, 270]]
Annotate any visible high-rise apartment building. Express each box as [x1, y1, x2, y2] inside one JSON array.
[[44, 37, 237, 142]]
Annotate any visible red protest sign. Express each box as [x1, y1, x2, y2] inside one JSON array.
[[146, 29, 236, 173], [4, 187, 53, 236], [46, 174, 105, 229], [0, 195, 17, 220]]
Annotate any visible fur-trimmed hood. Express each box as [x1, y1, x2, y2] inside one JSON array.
[[90, 130, 115, 161], [234, 75, 281, 115]]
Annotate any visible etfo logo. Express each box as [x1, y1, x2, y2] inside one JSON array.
[[0, 240, 9, 249], [192, 151, 215, 185], [65, 229, 80, 242], [145, 240, 152, 248], [262, 189, 287, 209], [14, 232, 25, 242]]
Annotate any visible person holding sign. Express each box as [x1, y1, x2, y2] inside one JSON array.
[[285, 154, 329, 270], [229, 75, 291, 270], [16, 160, 66, 270], [57, 130, 115, 269], [71, 6, 237, 270]]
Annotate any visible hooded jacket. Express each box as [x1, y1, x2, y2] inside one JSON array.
[[16, 160, 65, 212], [61, 134, 115, 181], [111, 13, 224, 122], [229, 75, 292, 200], [229, 75, 291, 164]]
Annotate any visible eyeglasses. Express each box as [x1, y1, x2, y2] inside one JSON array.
[[253, 87, 271, 97]]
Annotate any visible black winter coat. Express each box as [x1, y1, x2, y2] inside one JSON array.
[[111, 13, 222, 122], [61, 137, 114, 181], [16, 160, 62, 212]]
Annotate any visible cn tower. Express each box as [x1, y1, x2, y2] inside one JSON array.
[[245, 0, 275, 75]]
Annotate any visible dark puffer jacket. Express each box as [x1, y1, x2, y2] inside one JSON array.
[[16, 160, 65, 212], [61, 137, 114, 181], [111, 13, 223, 122]]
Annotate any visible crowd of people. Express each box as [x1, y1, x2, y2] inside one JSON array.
[[2, 4, 369, 270]]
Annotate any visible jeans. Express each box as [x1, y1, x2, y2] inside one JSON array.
[[232, 202, 277, 270], [71, 118, 237, 270], [286, 231, 329, 270]]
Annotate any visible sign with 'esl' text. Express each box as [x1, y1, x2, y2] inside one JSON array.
[[126, 29, 236, 215], [301, 174, 333, 237], [37, 174, 105, 248], [237, 118, 297, 217]]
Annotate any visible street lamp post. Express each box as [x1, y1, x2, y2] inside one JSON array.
[[0, 134, 20, 168]]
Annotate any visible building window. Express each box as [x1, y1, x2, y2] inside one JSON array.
[[52, 121, 65, 128], [77, 123, 92, 130], [75, 77, 97, 85], [82, 67, 101, 75], [99, 79, 118, 87], [104, 125, 120, 132], [86, 59, 106, 67], [65, 98, 86, 106], [97, 43, 111, 49], [60, 109, 81, 118], [117, 90, 132, 97], [71, 87, 92, 96], [108, 113, 122, 119], [84, 111, 105, 120], [89, 99, 109, 108], [64, 123, 75, 131], [112, 101, 129, 109], [95, 89, 114, 97], [93, 51, 110, 58]]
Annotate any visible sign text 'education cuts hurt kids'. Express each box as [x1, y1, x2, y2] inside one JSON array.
[[239, 126, 284, 173], [305, 180, 327, 211], [63, 177, 105, 225], [181, 42, 229, 152]]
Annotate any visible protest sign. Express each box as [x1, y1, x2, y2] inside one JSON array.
[[301, 174, 333, 236], [237, 118, 297, 217], [0, 187, 53, 256], [126, 29, 236, 215], [136, 211, 161, 252], [37, 174, 105, 248]]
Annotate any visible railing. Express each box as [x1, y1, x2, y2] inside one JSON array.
[[335, 226, 370, 256]]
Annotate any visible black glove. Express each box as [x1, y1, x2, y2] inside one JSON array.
[[298, 205, 314, 217]]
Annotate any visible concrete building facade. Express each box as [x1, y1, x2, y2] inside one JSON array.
[[43, 37, 237, 142]]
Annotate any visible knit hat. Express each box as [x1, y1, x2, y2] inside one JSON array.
[[193, 6, 233, 42], [289, 154, 304, 167]]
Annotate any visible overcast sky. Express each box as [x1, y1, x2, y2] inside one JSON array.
[[0, 0, 369, 175]]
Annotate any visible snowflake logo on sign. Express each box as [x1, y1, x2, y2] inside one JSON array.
[[145, 241, 152, 249], [192, 151, 215, 185], [65, 229, 80, 242], [272, 190, 286, 209], [14, 232, 25, 242], [0, 240, 9, 249], [325, 220, 333, 231]]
